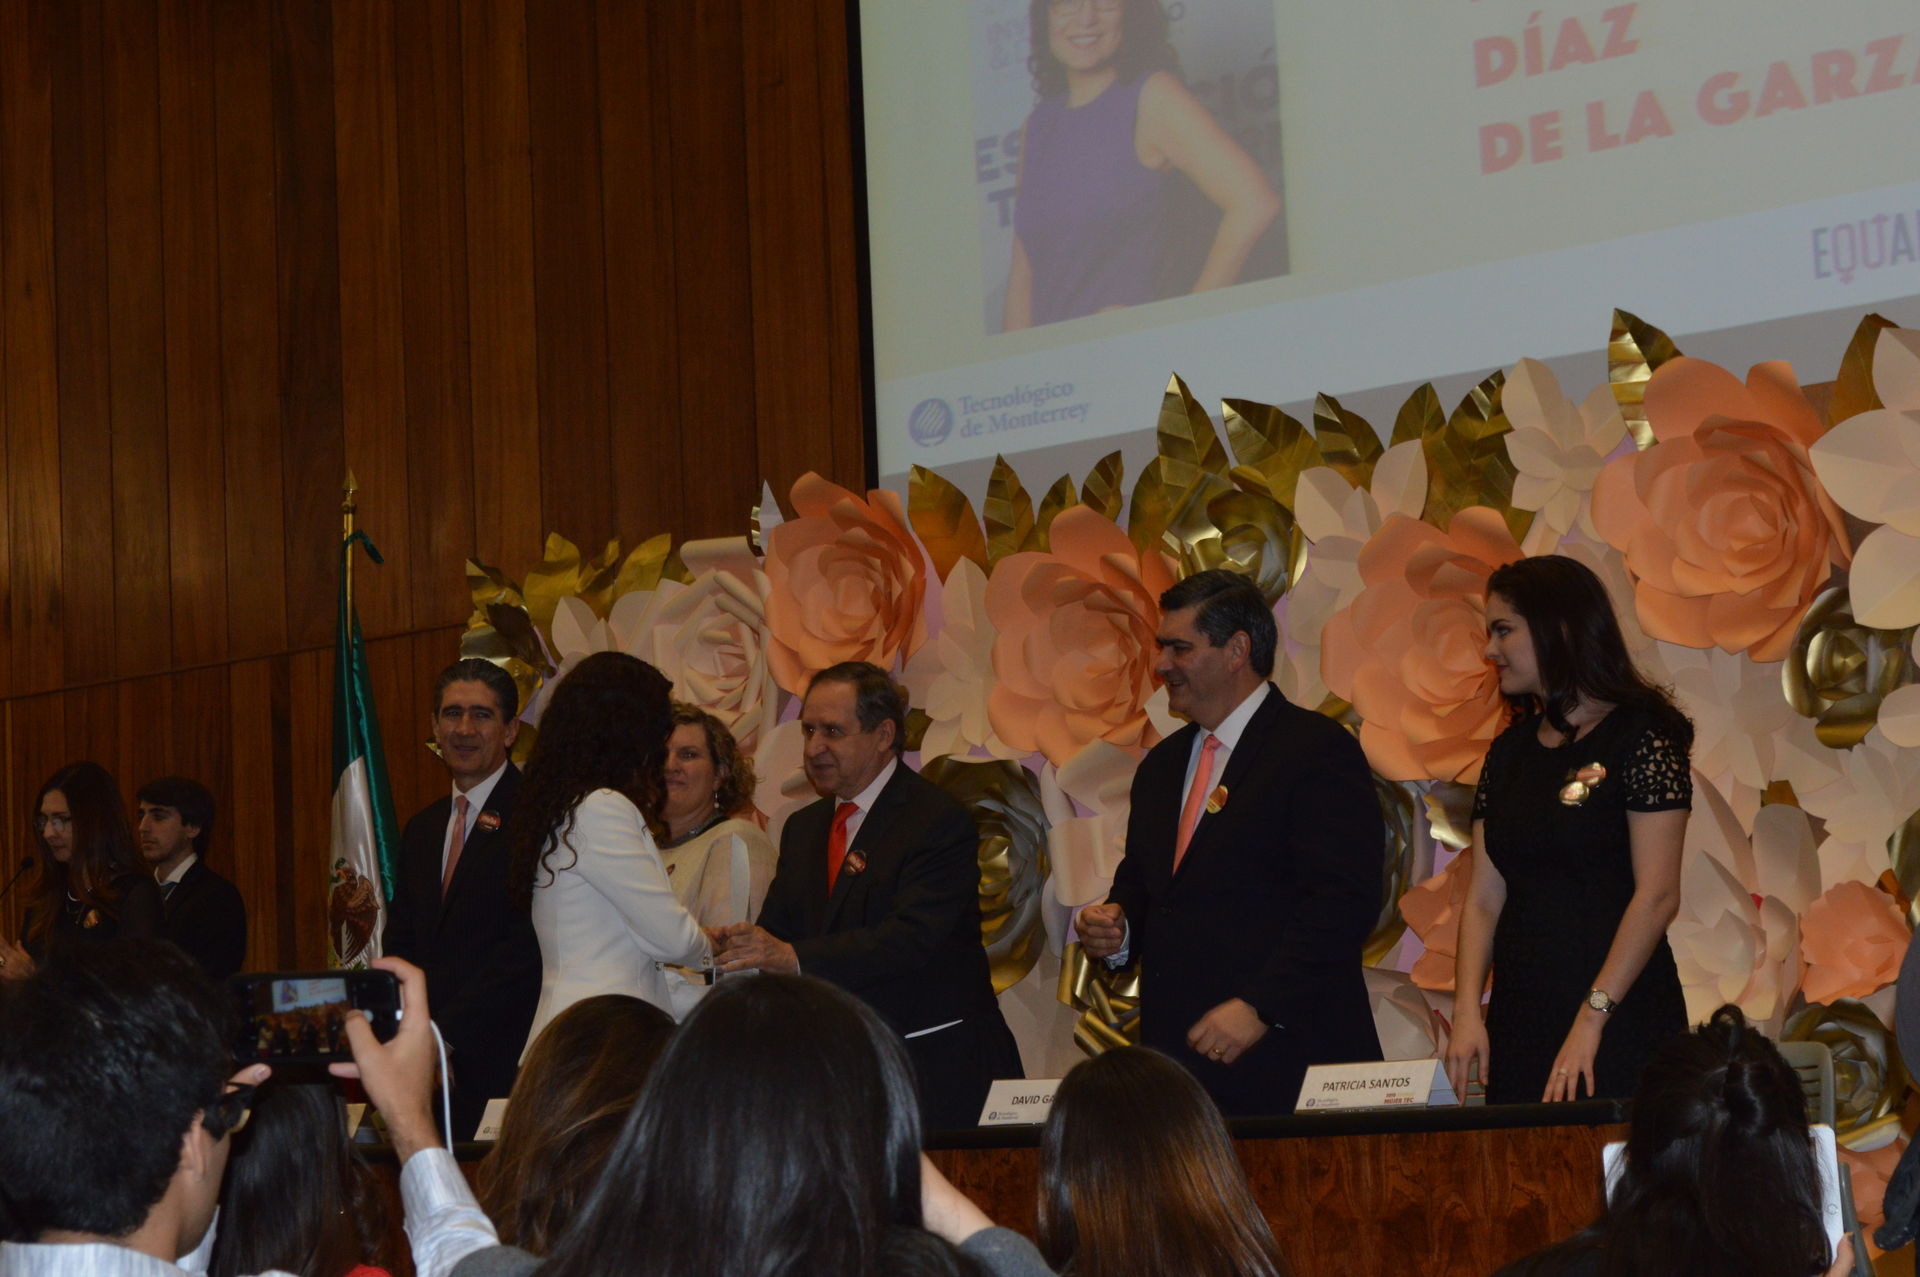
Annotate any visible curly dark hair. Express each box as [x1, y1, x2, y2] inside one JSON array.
[[1028, 0, 1180, 101], [508, 652, 675, 905], [669, 703, 758, 819]]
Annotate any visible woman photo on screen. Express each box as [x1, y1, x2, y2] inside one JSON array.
[[507, 651, 712, 1048], [1446, 555, 1691, 1105], [1003, 0, 1281, 330], [0, 761, 162, 981]]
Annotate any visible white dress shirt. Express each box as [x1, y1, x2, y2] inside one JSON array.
[[442, 761, 510, 881]]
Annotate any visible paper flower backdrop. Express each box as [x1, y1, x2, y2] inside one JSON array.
[[460, 312, 1920, 1249]]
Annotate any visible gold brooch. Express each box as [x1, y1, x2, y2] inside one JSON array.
[[1205, 785, 1229, 815], [1559, 763, 1607, 807]]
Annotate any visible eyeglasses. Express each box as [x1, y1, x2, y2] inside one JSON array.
[[205, 1083, 256, 1140], [33, 814, 71, 833], [1049, 0, 1122, 15]]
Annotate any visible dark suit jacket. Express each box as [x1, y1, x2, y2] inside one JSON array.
[[162, 858, 247, 981], [1108, 684, 1385, 1115], [758, 763, 1003, 1037], [384, 765, 540, 1136]]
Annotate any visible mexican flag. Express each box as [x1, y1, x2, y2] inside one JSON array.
[[328, 531, 400, 968]]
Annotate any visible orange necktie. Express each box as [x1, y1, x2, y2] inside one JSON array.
[[826, 801, 857, 896], [441, 794, 469, 899], [1173, 734, 1221, 872]]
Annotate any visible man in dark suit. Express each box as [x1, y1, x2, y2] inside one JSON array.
[[1077, 569, 1385, 1116], [383, 658, 541, 1141], [717, 661, 1022, 1129], [137, 777, 247, 982]]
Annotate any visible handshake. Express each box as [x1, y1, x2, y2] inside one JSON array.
[[704, 922, 801, 977]]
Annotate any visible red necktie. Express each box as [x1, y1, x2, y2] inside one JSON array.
[[826, 801, 857, 896], [442, 794, 469, 899], [1173, 734, 1221, 872]]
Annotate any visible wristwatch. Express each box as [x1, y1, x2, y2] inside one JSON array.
[[1587, 988, 1618, 1014]]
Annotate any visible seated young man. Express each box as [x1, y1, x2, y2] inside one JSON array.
[[0, 940, 495, 1277]]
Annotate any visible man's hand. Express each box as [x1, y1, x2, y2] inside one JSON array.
[[1074, 902, 1126, 959], [1186, 997, 1269, 1066], [0, 937, 34, 982], [329, 957, 442, 1160], [715, 922, 799, 975]]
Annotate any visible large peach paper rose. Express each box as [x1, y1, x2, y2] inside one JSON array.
[[1591, 358, 1851, 661], [1321, 508, 1523, 784], [764, 473, 929, 695], [1799, 880, 1910, 1004], [986, 505, 1176, 769]]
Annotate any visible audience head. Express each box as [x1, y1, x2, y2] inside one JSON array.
[[801, 662, 907, 801], [431, 657, 522, 789], [27, 760, 140, 942], [539, 974, 933, 1277], [1484, 554, 1688, 741], [509, 652, 674, 902], [209, 1082, 388, 1277], [0, 939, 243, 1255], [1038, 1046, 1290, 1277], [477, 994, 676, 1255], [136, 776, 217, 866], [663, 704, 758, 842], [1155, 568, 1276, 729]]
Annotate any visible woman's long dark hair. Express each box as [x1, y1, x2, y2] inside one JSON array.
[[508, 651, 675, 906], [477, 994, 676, 1255], [1485, 555, 1691, 744], [1028, 0, 1180, 99], [1504, 1006, 1832, 1277], [538, 974, 961, 1277], [1038, 1046, 1290, 1277], [209, 1082, 389, 1277], [23, 761, 139, 947]]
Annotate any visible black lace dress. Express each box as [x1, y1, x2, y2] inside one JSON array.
[[1472, 703, 1691, 1104]]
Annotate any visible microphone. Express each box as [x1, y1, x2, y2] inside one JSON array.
[[0, 855, 37, 904]]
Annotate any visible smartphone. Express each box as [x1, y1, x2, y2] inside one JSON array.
[[226, 970, 401, 1064]]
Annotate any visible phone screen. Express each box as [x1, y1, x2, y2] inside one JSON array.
[[228, 971, 398, 1064]]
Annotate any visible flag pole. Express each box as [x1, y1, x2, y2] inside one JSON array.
[[342, 470, 359, 612]]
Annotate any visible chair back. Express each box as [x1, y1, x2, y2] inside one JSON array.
[[1776, 1039, 1836, 1129]]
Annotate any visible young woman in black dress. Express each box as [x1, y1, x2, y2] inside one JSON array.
[[1446, 556, 1693, 1105]]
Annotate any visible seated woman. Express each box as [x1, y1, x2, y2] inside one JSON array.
[[1497, 1005, 1853, 1277], [0, 761, 162, 981], [508, 652, 712, 1045], [449, 974, 1053, 1277], [210, 1082, 391, 1277], [658, 705, 778, 1016], [1037, 1046, 1290, 1277], [475, 994, 675, 1254]]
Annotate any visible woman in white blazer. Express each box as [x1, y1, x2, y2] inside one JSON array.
[[508, 652, 712, 1056]]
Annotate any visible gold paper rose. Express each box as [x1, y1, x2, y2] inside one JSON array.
[[1320, 508, 1524, 784], [1591, 358, 1852, 662], [986, 505, 1176, 769], [920, 756, 1050, 994], [1783, 588, 1916, 749], [1782, 999, 1905, 1136], [764, 473, 929, 694]]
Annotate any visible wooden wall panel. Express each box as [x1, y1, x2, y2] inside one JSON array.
[[0, 0, 867, 967]]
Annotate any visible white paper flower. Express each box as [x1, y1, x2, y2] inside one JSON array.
[[1797, 724, 1920, 889], [1810, 328, 1920, 627], [1503, 358, 1627, 554], [1660, 644, 1799, 829], [900, 558, 1021, 762], [1038, 741, 1140, 954]]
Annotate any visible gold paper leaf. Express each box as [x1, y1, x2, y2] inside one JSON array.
[[1393, 383, 1444, 448], [464, 557, 524, 626], [610, 533, 674, 600], [1222, 398, 1318, 511], [1829, 312, 1897, 428], [1312, 392, 1384, 489], [1128, 373, 1231, 555], [1609, 309, 1683, 450], [1421, 371, 1532, 544], [1080, 451, 1126, 520], [908, 465, 988, 581], [1030, 475, 1076, 552], [522, 533, 586, 630], [984, 455, 1036, 567]]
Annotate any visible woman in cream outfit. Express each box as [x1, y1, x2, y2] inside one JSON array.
[[658, 705, 778, 1017], [509, 652, 711, 1056]]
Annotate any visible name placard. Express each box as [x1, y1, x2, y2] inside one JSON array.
[[1295, 1059, 1457, 1112], [475, 1097, 510, 1142], [977, 1078, 1061, 1126]]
